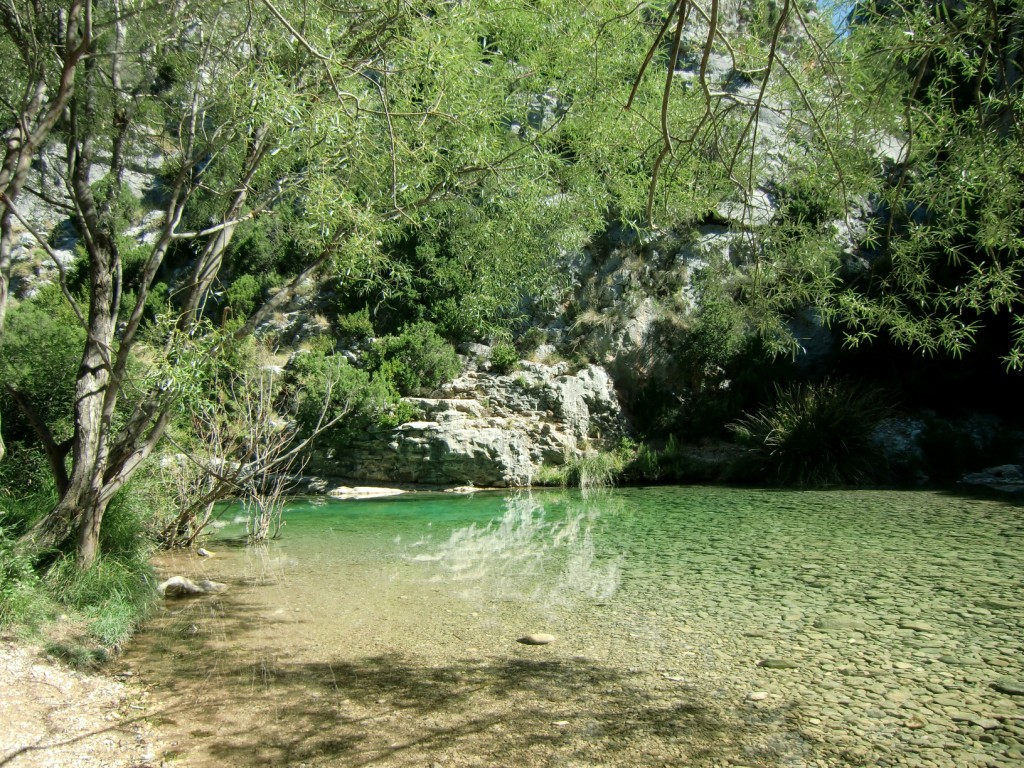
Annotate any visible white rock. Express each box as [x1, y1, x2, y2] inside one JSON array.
[[517, 633, 556, 645]]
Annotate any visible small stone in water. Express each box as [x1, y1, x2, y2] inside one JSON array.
[[992, 679, 1024, 696], [517, 633, 555, 645], [747, 691, 770, 701], [899, 620, 936, 632], [905, 716, 927, 729], [952, 713, 1001, 730], [197, 547, 213, 557], [758, 658, 800, 669]]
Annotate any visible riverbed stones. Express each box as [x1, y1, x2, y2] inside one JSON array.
[[814, 615, 870, 631], [899, 620, 937, 632], [992, 680, 1024, 696]]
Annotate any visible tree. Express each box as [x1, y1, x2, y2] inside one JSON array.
[[0, 0, 93, 463], [4, 0, 677, 568], [830, 0, 1024, 369]]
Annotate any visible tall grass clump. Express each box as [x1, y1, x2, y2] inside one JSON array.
[[47, 483, 160, 648], [0, 484, 58, 631], [0, 471, 158, 655], [541, 440, 637, 489], [0, 520, 50, 630], [566, 452, 622, 489], [45, 552, 156, 649], [728, 379, 889, 486]]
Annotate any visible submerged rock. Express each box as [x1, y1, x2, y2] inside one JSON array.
[[757, 658, 800, 670], [992, 679, 1024, 696], [961, 464, 1024, 494], [158, 576, 227, 598]]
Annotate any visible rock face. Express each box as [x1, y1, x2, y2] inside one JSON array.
[[961, 464, 1024, 494], [328, 361, 627, 487]]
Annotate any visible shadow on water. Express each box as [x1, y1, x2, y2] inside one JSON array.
[[126, 589, 798, 768]]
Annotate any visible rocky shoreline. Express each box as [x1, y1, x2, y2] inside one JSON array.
[[0, 639, 161, 768]]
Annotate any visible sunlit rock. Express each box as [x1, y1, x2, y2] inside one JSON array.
[[517, 633, 556, 645], [157, 575, 227, 598]]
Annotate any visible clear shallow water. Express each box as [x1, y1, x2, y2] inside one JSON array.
[[131, 487, 1024, 767]]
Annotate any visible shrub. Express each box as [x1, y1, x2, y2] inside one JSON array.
[[366, 321, 460, 395], [91, 176, 141, 229], [489, 341, 520, 374], [226, 274, 263, 318], [335, 306, 375, 344], [287, 351, 415, 449], [728, 379, 889, 486]]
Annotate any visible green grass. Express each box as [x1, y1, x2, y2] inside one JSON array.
[[537, 440, 634, 489], [0, 481, 158, 661]]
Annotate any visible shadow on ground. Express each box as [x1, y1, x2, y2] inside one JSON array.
[[123, 586, 801, 767]]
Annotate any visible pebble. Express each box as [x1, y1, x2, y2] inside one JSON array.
[[814, 615, 869, 631], [992, 679, 1024, 696], [899, 620, 936, 632], [516, 633, 555, 645], [747, 691, 770, 701], [757, 658, 800, 669]]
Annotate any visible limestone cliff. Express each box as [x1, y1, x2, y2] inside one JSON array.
[[318, 361, 627, 487]]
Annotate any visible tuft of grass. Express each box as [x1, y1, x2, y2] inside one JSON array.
[[567, 453, 622, 489], [45, 552, 157, 650], [0, 522, 52, 630], [540, 439, 636, 489], [0, 479, 158, 658], [728, 379, 890, 486]]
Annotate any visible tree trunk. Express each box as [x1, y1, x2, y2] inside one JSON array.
[[75, 485, 109, 569]]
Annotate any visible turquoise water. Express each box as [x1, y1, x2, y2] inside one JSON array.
[[136, 486, 1024, 767]]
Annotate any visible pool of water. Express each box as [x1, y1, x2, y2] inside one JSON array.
[[126, 486, 1024, 767]]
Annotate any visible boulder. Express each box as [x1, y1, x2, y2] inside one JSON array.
[[961, 464, 1024, 494], [158, 575, 227, 598]]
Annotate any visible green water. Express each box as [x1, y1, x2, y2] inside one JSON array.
[[136, 486, 1024, 767]]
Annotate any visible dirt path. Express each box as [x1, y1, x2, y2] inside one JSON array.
[[0, 639, 161, 768]]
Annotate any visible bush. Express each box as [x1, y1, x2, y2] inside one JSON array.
[[489, 341, 520, 374], [288, 351, 417, 449], [366, 321, 460, 396], [90, 176, 141, 229], [728, 379, 889, 486], [226, 274, 263, 318], [335, 306, 375, 344]]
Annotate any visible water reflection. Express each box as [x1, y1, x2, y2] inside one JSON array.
[[408, 491, 621, 606]]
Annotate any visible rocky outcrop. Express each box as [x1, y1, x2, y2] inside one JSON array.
[[961, 465, 1024, 494], [326, 361, 627, 487]]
